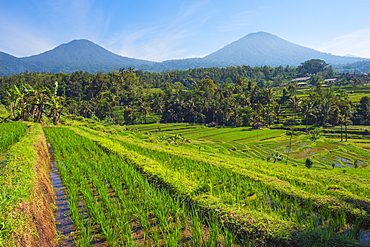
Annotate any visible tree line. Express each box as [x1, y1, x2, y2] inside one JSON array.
[[0, 59, 369, 126]]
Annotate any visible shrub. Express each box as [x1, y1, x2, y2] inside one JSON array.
[[309, 128, 322, 141], [353, 160, 358, 168], [305, 158, 313, 168]]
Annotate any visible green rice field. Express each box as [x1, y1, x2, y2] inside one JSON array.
[[45, 120, 370, 246], [1, 120, 370, 246]]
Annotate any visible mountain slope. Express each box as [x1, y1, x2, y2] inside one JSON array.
[[20, 39, 157, 73], [1, 33, 369, 76], [0, 52, 33, 76], [204, 32, 365, 67]]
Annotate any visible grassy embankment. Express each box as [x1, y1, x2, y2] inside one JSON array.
[[0, 122, 56, 246]]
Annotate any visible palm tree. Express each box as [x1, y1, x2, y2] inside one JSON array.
[[184, 98, 197, 123], [300, 100, 314, 131], [317, 90, 336, 126], [138, 98, 151, 123], [272, 101, 284, 124], [289, 95, 301, 125], [287, 82, 297, 96]]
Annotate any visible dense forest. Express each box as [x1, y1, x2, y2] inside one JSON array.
[[334, 60, 370, 74], [1, 59, 369, 126]]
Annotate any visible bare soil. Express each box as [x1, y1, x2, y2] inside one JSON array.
[[10, 134, 57, 246]]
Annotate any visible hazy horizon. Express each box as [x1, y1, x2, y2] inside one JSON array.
[[1, 0, 370, 62]]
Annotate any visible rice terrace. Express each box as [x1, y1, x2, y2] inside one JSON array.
[[1, 61, 370, 246]]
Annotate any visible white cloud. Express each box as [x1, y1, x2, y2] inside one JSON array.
[[109, 25, 192, 61], [0, 12, 55, 57], [108, 1, 211, 61], [219, 10, 256, 32], [177, 1, 207, 22], [318, 29, 370, 58]]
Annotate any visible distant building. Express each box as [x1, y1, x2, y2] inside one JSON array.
[[291, 76, 311, 82], [297, 82, 308, 87], [252, 122, 263, 129], [208, 121, 218, 127], [324, 78, 337, 82]]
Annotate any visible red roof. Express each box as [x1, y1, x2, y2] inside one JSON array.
[[252, 122, 263, 126]]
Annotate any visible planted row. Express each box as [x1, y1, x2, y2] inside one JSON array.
[[107, 127, 370, 222], [0, 121, 27, 153], [45, 127, 239, 246], [72, 125, 368, 245], [113, 130, 368, 225]]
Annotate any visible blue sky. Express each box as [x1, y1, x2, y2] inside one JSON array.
[[1, 0, 370, 61]]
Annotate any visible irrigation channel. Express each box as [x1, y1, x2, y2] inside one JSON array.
[[48, 143, 75, 246], [46, 128, 240, 246]]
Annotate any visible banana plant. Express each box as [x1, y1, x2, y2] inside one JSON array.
[[5, 85, 25, 119], [4, 82, 66, 124]]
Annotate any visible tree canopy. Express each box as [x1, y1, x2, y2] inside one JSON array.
[[297, 59, 329, 76], [0, 60, 369, 127]]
